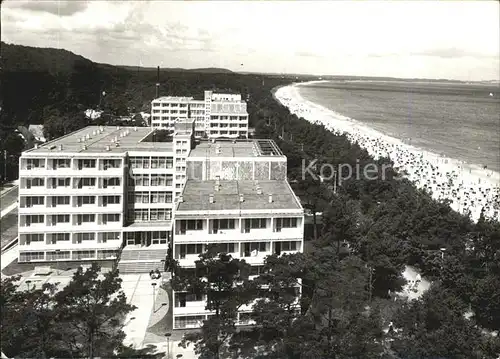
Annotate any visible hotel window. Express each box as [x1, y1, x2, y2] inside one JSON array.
[[243, 242, 267, 256], [78, 159, 96, 169], [150, 209, 170, 221], [52, 178, 70, 188], [101, 232, 120, 243], [244, 218, 267, 231], [130, 158, 141, 169], [20, 252, 45, 262], [141, 157, 150, 169], [77, 214, 95, 224], [152, 231, 168, 245], [174, 315, 204, 328], [72, 250, 95, 260], [97, 250, 117, 259], [275, 218, 298, 231], [279, 241, 297, 252], [134, 209, 149, 221], [151, 157, 167, 169], [26, 178, 44, 188], [103, 214, 120, 223], [25, 233, 44, 244], [55, 233, 70, 241], [77, 177, 96, 188], [215, 243, 235, 254], [46, 251, 70, 260], [151, 175, 159, 186], [27, 158, 45, 169], [74, 233, 95, 243], [52, 196, 70, 206], [103, 177, 120, 188], [212, 219, 235, 232], [134, 192, 149, 204], [77, 196, 95, 206], [51, 214, 69, 225], [179, 244, 204, 258], [26, 215, 44, 226], [132, 174, 149, 186], [102, 159, 120, 169], [53, 159, 70, 169], [179, 219, 203, 233], [26, 196, 44, 207], [103, 195, 120, 206]]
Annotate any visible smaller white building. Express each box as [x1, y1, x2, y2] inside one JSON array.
[[151, 90, 249, 139]]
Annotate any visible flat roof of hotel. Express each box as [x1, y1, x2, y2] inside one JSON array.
[[188, 139, 284, 158], [153, 96, 193, 102], [177, 180, 302, 212], [25, 126, 174, 154]]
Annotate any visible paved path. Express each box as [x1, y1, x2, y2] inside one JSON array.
[[0, 185, 18, 213], [122, 274, 161, 348], [1, 245, 18, 271], [0, 208, 18, 249]]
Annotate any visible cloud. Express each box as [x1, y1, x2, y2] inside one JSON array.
[[5, 0, 89, 16], [295, 51, 320, 58], [411, 47, 497, 59]]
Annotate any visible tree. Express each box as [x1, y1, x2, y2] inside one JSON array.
[[230, 253, 307, 358], [306, 255, 385, 358], [54, 263, 136, 358], [391, 284, 500, 359], [173, 246, 256, 359]]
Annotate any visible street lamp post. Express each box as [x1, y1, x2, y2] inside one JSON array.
[[151, 282, 157, 311], [165, 333, 172, 359]]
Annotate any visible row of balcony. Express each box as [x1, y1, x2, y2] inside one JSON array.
[[174, 240, 301, 267], [20, 214, 123, 230], [19, 248, 119, 263], [175, 218, 302, 237], [20, 158, 123, 171]]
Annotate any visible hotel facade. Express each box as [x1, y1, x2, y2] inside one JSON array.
[[150, 90, 249, 139], [18, 100, 303, 329]]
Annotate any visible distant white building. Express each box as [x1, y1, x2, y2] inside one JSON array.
[[151, 90, 249, 139]]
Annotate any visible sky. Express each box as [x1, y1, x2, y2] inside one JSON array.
[[1, 0, 499, 81]]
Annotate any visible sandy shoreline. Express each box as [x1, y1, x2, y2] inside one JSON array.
[[275, 82, 500, 223]]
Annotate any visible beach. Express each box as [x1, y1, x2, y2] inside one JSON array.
[[275, 82, 500, 223]]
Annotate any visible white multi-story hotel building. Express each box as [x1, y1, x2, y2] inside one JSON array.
[[171, 140, 304, 329], [18, 124, 304, 329], [18, 122, 194, 269], [150, 90, 249, 139]]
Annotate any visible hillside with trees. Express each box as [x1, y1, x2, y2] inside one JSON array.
[[1, 42, 499, 358]]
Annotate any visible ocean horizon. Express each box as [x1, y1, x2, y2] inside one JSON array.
[[298, 81, 500, 174]]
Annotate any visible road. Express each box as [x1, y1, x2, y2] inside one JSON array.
[[0, 207, 18, 250], [1, 186, 19, 251], [1, 186, 18, 214], [1, 186, 18, 210]]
